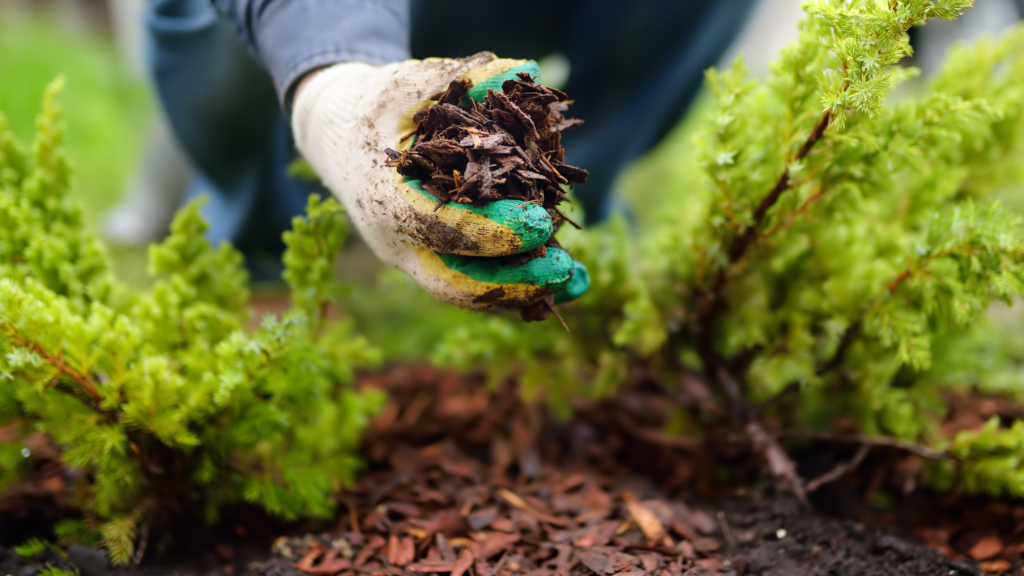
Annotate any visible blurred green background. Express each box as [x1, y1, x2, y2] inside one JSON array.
[[0, 16, 152, 225]]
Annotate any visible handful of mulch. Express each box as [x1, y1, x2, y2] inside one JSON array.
[[385, 72, 589, 322]]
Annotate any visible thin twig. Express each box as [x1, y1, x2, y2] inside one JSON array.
[[543, 299, 570, 332], [756, 381, 802, 416], [693, 110, 834, 331], [717, 367, 807, 502], [552, 206, 582, 230], [492, 547, 512, 575], [757, 319, 863, 415], [611, 411, 700, 451], [762, 185, 826, 239], [398, 127, 418, 143], [887, 268, 913, 294], [133, 524, 149, 565], [9, 332, 102, 401], [717, 511, 736, 551], [540, 155, 567, 184], [777, 430, 950, 460], [714, 365, 746, 410], [805, 444, 871, 493], [340, 494, 361, 533], [747, 419, 808, 502]]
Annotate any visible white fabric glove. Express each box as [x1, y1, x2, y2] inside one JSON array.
[[292, 52, 589, 311]]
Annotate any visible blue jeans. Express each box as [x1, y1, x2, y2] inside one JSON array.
[[147, 0, 755, 269]]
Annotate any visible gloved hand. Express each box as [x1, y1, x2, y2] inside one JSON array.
[[291, 52, 589, 312]]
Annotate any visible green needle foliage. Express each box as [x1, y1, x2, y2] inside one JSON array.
[[14, 538, 51, 559], [434, 1, 1024, 496], [6, 0, 1024, 554], [0, 82, 383, 563]]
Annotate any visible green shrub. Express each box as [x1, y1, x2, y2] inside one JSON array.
[[0, 82, 384, 563], [7, 0, 1024, 560], [433, 1, 1024, 496]]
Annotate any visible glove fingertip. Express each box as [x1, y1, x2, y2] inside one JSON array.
[[553, 259, 590, 304], [438, 246, 573, 289], [484, 199, 552, 253]]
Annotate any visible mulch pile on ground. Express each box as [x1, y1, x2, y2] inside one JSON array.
[[1, 365, 1022, 576], [250, 366, 1005, 576]]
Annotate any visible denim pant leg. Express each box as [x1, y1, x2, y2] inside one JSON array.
[[146, 0, 318, 275], [412, 0, 755, 222]]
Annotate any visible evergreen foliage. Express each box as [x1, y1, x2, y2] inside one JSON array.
[[0, 82, 383, 563], [434, 1, 1024, 496], [6, 0, 1024, 558], [13, 538, 51, 559], [36, 567, 79, 576]]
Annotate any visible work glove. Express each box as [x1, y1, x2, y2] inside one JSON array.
[[291, 52, 589, 312]]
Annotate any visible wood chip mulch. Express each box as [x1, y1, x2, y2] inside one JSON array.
[[257, 365, 725, 576], [250, 365, 1014, 576], [2, 361, 1022, 575]]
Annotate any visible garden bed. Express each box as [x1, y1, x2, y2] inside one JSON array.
[[1, 364, 1019, 576]]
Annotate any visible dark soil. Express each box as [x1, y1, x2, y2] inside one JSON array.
[[717, 495, 981, 576], [0, 365, 1017, 576]]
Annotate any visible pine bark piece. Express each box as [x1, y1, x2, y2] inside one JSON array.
[[450, 548, 475, 576], [469, 532, 520, 560], [968, 536, 1003, 561], [622, 492, 666, 542], [497, 487, 568, 527], [388, 534, 416, 566]]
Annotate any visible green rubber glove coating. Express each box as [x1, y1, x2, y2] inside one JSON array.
[[435, 61, 591, 306], [439, 247, 574, 288], [406, 178, 552, 253], [466, 62, 543, 103], [553, 260, 590, 304]]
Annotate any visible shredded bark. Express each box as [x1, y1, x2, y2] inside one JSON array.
[[386, 74, 589, 322], [244, 366, 993, 576], [0, 364, 1012, 575], [386, 74, 587, 215]]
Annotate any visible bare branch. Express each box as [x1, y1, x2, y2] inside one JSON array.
[[777, 430, 950, 460], [748, 420, 808, 502], [693, 111, 834, 330], [805, 444, 871, 492], [8, 331, 102, 401], [717, 367, 807, 502]]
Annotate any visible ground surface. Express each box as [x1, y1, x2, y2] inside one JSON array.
[[0, 365, 1020, 576]]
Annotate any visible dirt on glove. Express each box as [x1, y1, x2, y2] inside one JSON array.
[[385, 74, 588, 322]]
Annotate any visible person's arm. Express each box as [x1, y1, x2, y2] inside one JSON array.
[[210, 0, 411, 109], [207, 4, 589, 312], [291, 54, 589, 313]]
